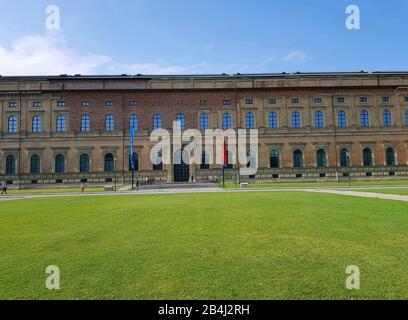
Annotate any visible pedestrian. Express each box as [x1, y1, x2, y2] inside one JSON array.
[[1, 182, 8, 195], [80, 183, 85, 193]]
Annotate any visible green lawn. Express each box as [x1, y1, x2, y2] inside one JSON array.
[[224, 179, 408, 188], [355, 188, 408, 196], [0, 192, 407, 300]]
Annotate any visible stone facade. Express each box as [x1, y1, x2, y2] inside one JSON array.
[[1, 72, 408, 185]]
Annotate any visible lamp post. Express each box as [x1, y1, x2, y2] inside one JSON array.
[[114, 156, 117, 192]]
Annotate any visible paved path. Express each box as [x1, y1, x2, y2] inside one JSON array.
[[1, 186, 408, 202]]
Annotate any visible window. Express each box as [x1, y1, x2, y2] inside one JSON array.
[[337, 110, 347, 127], [340, 149, 350, 167], [363, 148, 373, 166], [291, 98, 300, 104], [386, 147, 396, 166], [360, 97, 368, 104], [337, 97, 345, 104], [32, 115, 42, 133], [57, 101, 65, 107], [314, 97, 322, 104], [153, 114, 162, 130], [383, 110, 392, 126], [81, 101, 90, 107], [225, 151, 233, 169], [222, 113, 232, 129], [81, 115, 90, 132], [153, 151, 163, 171], [129, 153, 139, 171], [199, 113, 209, 130], [8, 116, 17, 133], [6, 155, 16, 174], [8, 101, 17, 108], [245, 112, 255, 129], [405, 110, 408, 126], [293, 150, 303, 168], [30, 154, 41, 174], [104, 153, 115, 172], [268, 98, 277, 105], [405, 97, 408, 102], [176, 113, 185, 130], [80, 154, 90, 173], [382, 96, 390, 104], [32, 101, 41, 108], [316, 149, 327, 167], [130, 100, 138, 107], [360, 110, 369, 127], [314, 111, 324, 128], [105, 115, 115, 131], [55, 154, 65, 173], [56, 115, 66, 132], [200, 151, 210, 170], [245, 99, 253, 105], [223, 99, 231, 106], [270, 150, 280, 168], [129, 114, 138, 131], [105, 101, 113, 107], [292, 111, 301, 128], [268, 112, 278, 128]]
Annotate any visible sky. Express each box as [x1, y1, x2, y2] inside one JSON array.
[[0, 0, 407, 75]]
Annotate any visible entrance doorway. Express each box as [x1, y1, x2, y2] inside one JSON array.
[[173, 149, 190, 182]]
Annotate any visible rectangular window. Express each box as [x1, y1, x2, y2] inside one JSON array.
[[268, 98, 277, 105], [81, 101, 90, 107], [130, 100, 138, 107], [32, 101, 41, 108], [291, 98, 300, 104], [57, 101, 65, 107], [405, 97, 408, 102], [245, 99, 253, 105], [223, 99, 231, 106], [8, 101, 17, 108], [314, 97, 322, 104], [382, 96, 390, 104], [105, 101, 113, 107], [337, 97, 345, 104], [360, 97, 368, 104]]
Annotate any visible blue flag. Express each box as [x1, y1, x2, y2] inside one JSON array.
[[130, 127, 135, 170]]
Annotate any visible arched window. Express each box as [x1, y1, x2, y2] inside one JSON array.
[[8, 116, 17, 133], [222, 113, 232, 129], [314, 111, 324, 128], [268, 112, 278, 128], [153, 114, 162, 130], [293, 150, 303, 168], [55, 154, 65, 173], [6, 155, 15, 174], [30, 154, 41, 173], [175, 113, 185, 130], [386, 147, 396, 166], [104, 153, 115, 172], [129, 152, 139, 171], [292, 111, 301, 128], [81, 115, 90, 132], [32, 115, 42, 133], [56, 115, 66, 132], [270, 150, 280, 168], [105, 115, 115, 131], [245, 112, 255, 129], [199, 113, 209, 130], [153, 151, 163, 171], [363, 148, 373, 166], [383, 110, 392, 126], [337, 110, 347, 128], [129, 114, 138, 131], [405, 110, 408, 126], [360, 110, 369, 127], [80, 154, 90, 173], [316, 149, 327, 167], [200, 151, 210, 170], [340, 149, 350, 167]]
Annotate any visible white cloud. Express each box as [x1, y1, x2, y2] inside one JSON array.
[[0, 34, 111, 75], [283, 50, 308, 65]]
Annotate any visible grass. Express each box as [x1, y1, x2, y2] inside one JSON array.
[[224, 179, 408, 188], [354, 188, 408, 196], [0, 192, 408, 300]]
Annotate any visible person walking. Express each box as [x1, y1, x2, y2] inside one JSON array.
[[1, 182, 8, 195], [80, 183, 85, 193]]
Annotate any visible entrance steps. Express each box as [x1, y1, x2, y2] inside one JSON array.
[[139, 182, 219, 190]]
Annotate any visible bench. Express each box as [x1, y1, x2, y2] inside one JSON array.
[[240, 182, 249, 188]]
